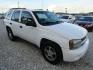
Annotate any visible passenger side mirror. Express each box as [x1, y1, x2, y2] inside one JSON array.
[[26, 18, 36, 27]]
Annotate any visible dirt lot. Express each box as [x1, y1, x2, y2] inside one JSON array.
[[0, 19, 93, 70]]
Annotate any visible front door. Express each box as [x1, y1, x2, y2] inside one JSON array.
[[18, 11, 38, 44]]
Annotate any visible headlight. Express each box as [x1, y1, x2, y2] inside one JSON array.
[[69, 39, 82, 50]]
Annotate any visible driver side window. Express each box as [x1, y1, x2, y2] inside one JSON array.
[[21, 11, 36, 26]]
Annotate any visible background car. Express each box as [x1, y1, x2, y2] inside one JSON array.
[[74, 16, 93, 32], [56, 14, 75, 23]]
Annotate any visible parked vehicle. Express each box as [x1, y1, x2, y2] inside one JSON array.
[[0, 14, 5, 19], [74, 16, 93, 32], [4, 8, 89, 64], [57, 14, 75, 23]]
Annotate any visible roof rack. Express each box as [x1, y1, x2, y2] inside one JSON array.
[[10, 8, 26, 10], [33, 9, 44, 11], [34, 9, 43, 10]]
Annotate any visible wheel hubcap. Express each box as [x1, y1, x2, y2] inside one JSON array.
[[44, 46, 56, 61]]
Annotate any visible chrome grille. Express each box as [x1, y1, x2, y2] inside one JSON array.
[[81, 36, 86, 41], [80, 36, 87, 46], [75, 36, 87, 48]]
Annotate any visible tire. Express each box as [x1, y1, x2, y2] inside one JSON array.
[[87, 27, 93, 32], [7, 28, 16, 41], [88, 29, 93, 32], [41, 41, 63, 64]]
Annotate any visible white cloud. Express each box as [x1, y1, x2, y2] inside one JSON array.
[[1, 0, 93, 13], [47, 2, 93, 13]]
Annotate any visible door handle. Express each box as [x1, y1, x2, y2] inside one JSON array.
[[19, 26, 23, 28]]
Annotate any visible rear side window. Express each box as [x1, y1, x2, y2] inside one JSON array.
[[6, 10, 13, 19], [11, 10, 20, 22]]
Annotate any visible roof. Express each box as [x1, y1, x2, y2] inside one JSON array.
[[9, 8, 46, 12], [10, 8, 26, 10]]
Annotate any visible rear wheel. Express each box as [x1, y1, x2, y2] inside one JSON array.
[[7, 28, 16, 41], [41, 41, 63, 64]]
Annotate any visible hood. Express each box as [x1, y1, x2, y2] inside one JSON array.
[[46, 22, 87, 40]]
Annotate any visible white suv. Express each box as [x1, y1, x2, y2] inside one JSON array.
[[4, 8, 89, 64]]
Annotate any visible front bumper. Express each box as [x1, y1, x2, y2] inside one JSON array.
[[62, 39, 89, 62]]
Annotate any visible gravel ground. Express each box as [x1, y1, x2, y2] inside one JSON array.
[[0, 19, 93, 70]]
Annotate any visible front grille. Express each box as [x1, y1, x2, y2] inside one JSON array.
[[81, 36, 86, 41], [80, 36, 87, 46], [75, 36, 87, 49]]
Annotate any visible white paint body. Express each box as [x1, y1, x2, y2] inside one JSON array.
[[4, 9, 89, 62]]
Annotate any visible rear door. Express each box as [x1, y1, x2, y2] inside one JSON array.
[[10, 10, 21, 36], [4, 10, 13, 28]]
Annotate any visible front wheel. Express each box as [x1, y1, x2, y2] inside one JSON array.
[[42, 41, 63, 64]]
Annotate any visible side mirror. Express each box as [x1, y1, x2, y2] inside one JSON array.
[[26, 18, 36, 27]]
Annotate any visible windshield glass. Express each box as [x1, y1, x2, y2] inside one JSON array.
[[33, 11, 62, 26], [61, 16, 69, 19], [78, 17, 93, 22]]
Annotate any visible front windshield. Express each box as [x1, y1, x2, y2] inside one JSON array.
[[33, 11, 62, 26]]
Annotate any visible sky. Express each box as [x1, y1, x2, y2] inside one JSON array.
[[0, 0, 93, 13]]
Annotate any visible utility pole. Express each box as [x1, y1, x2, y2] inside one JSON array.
[[1, 8, 3, 14], [65, 8, 67, 14], [18, 0, 19, 8]]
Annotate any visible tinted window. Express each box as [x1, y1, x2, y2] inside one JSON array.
[[21, 11, 34, 25], [33, 11, 61, 26], [61, 16, 69, 19], [6, 10, 13, 19], [78, 17, 93, 21], [11, 10, 20, 22], [21, 11, 36, 27]]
